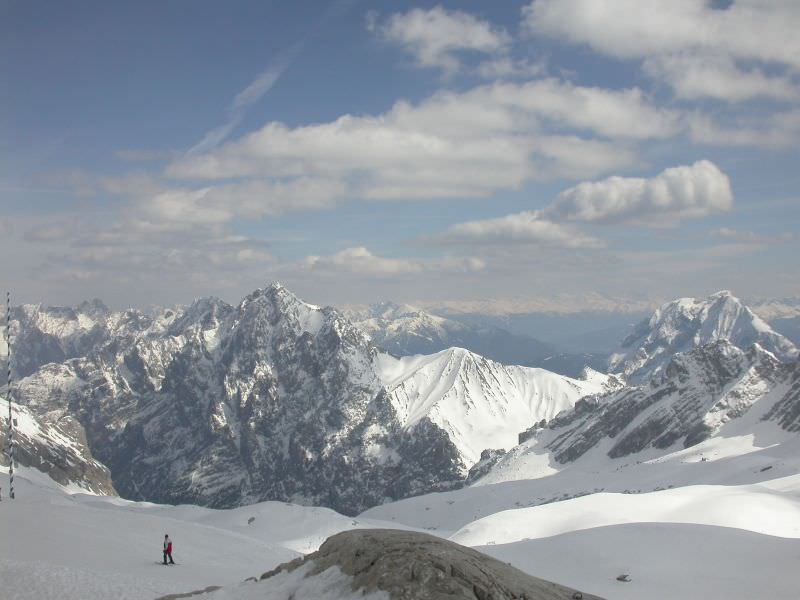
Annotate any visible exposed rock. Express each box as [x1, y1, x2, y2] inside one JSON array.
[[261, 529, 604, 600], [465, 449, 507, 485], [547, 341, 793, 464], [0, 398, 115, 495]]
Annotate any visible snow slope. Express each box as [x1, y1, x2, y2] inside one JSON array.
[[481, 523, 800, 600], [3, 459, 800, 600], [450, 476, 800, 546], [361, 417, 800, 533], [0, 467, 402, 600], [375, 348, 614, 465]]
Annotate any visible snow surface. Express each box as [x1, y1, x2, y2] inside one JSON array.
[[0, 468, 400, 600], [4, 446, 800, 600], [375, 348, 608, 465], [481, 523, 800, 600], [362, 424, 800, 533], [450, 477, 800, 546]]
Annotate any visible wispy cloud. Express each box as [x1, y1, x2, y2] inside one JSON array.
[[187, 42, 304, 156]]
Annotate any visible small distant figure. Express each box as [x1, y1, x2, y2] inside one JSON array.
[[163, 534, 175, 565]]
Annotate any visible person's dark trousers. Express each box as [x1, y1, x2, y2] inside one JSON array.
[[163, 551, 174, 564]]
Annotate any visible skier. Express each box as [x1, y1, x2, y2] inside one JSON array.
[[163, 534, 175, 565]]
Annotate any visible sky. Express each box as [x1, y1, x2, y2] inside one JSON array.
[[1, 0, 799, 312]]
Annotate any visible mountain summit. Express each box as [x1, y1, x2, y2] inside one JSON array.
[[10, 283, 595, 514], [609, 290, 798, 383]]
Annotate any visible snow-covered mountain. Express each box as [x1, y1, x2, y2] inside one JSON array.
[[4, 299, 178, 378], [0, 397, 115, 494], [750, 297, 800, 321], [9, 284, 597, 515], [377, 348, 616, 467], [344, 301, 555, 365], [479, 339, 799, 486], [608, 290, 798, 383]]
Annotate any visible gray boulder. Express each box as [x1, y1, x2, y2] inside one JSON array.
[[260, 529, 603, 600]]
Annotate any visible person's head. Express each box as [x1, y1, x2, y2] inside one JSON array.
[[165, 534, 168, 538]]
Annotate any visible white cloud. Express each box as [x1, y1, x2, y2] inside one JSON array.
[[688, 112, 800, 148], [524, 0, 800, 69], [433, 160, 733, 248], [476, 57, 546, 80], [545, 160, 733, 226], [369, 6, 511, 74], [165, 78, 675, 205], [643, 53, 800, 102], [135, 177, 345, 230], [23, 223, 74, 243], [303, 247, 485, 277], [436, 211, 604, 248], [490, 79, 680, 140]]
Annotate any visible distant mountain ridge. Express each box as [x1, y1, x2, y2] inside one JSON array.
[[344, 302, 555, 366]]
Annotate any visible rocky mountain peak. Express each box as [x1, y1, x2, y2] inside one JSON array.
[[169, 297, 232, 335], [76, 298, 110, 316], [610, 291, 797, 383]]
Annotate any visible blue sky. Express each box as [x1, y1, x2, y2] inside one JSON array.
[[1, 0, 798, 310]]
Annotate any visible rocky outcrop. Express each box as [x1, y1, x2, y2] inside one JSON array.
[[259, 529, 603, 600], [549, 341, 791, 463], [0, 398, 115, 495]]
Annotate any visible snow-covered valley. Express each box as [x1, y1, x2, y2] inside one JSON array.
[[3, 449, 800, 600]]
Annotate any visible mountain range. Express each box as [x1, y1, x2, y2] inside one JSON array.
[[344, 301, 556, 365], [4, 284, 605, 514], [2, 285, 797, 517]]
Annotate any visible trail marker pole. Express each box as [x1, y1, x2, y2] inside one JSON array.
[[5, 291, 14, 500]]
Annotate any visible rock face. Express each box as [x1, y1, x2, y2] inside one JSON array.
[[493, 340, 800, 477], [10, 284, 598, 515], [608, 291, 797, 383], [4, 299, 175, 379], [259, 529, 603, 600], [0, 398, 115, 494], [345, 301, 555, 365]]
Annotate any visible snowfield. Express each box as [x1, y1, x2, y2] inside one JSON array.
[[3, 460, 800, 600], [0, 468, 398, 600]]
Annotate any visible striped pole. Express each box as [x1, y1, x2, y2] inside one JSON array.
[[5, 291, 13, 500]]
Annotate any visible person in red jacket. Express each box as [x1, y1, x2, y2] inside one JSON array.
[[163, 534, 175, 565]]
